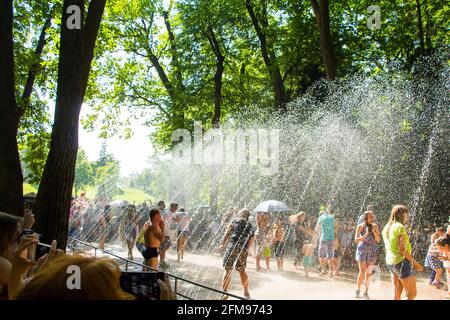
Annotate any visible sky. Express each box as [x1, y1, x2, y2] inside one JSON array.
[[78, 104, 155, 176]]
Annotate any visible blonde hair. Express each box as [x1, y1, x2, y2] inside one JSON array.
[[238, 208, 250, 220], [384, 205, 408, 240], [15, 255, 134, 300]]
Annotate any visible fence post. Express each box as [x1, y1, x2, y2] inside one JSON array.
[[174, 278, 178, 297]]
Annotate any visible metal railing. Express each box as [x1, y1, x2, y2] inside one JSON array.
[[67, 237, 245, 301]]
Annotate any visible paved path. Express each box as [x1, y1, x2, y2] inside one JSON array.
[[79, 242, 448, 300]]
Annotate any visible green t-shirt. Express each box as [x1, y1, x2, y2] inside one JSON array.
[[382, 222, 412, 265]]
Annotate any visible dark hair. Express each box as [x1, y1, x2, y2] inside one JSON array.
[[179, 207, 186, 212], [0, 211, 21, 256], [157, 200, 165, 207], [363, 211, 374, 224], [437, 227, 445, 233], [170, 203, 178, 209], [436, 234, 450, 247], [150, 208, 161, 220]]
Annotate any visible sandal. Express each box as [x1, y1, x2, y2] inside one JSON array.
[[431, 281, 442, 289]]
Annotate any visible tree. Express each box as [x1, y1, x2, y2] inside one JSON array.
[[34, 0, 107, 248], [310, 0, 337, 80], [15, 1, 60, 186], [0, 0, 59, 215], [74, 149, 94, 196], [245, 0, 288, 110], [0, 0, 23, 216], [94, 143, 121, 200], [96, 141, 114, 168]]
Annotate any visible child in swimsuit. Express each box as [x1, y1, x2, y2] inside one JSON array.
[[273, 219, 285, 271], [302, 240, 314, 277]]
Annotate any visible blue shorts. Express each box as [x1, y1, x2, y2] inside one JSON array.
[[318, 240, 334, 259], [387, 259, 416, 279]]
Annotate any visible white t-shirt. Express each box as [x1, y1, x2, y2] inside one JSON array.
[[177, 212, 190, 232], [161, 209, 176, 237]]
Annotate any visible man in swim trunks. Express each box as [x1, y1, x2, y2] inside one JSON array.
[[144, 208, 165, 270]]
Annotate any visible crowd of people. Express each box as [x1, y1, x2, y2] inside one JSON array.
[[1, 195, 449, 300], [66, 196, 450, 300], [217, 205, 450, 300]]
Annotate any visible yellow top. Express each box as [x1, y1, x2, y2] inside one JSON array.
[[382, 222, 412, 265]]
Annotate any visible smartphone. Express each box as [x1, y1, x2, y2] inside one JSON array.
[[119, 271, 165, 300], [19, 229, 37, 260], [24, 197, 35, 210], [36, 243, 52, 260]]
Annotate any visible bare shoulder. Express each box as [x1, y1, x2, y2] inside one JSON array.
[[0, 257, 11, 284]]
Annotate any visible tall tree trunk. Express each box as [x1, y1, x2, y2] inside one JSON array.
[[245, 0, 287, 111], [34, 0, 106, 249], [310, 0, 337, 80], [204, 25, 224, 214], [0, 0, 23, 216], [415, 0, 425, 52], [205, 26, 224, 129], [423, 0, 432, 50]]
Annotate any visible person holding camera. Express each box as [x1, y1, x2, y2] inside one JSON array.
[[354, 210, 380, 298], [0, 210, 35, 300]]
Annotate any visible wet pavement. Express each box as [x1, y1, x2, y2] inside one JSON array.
[[74, 242, 448, 300]]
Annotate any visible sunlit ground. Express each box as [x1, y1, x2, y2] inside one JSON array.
[[74, 242, 447, 300]]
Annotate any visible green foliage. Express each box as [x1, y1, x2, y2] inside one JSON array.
[[23, 183, 38, 195], [79, 0, 448, 151], [94, 144, 121, 200], [14, 0, 62, 184], [74, 150, 95, 196], [14, 0, 449, 204]]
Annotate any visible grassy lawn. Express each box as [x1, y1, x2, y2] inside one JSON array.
[[114, 188, 155, 204], [23, 184, 153, 204], [80, 186, 154, 204]]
